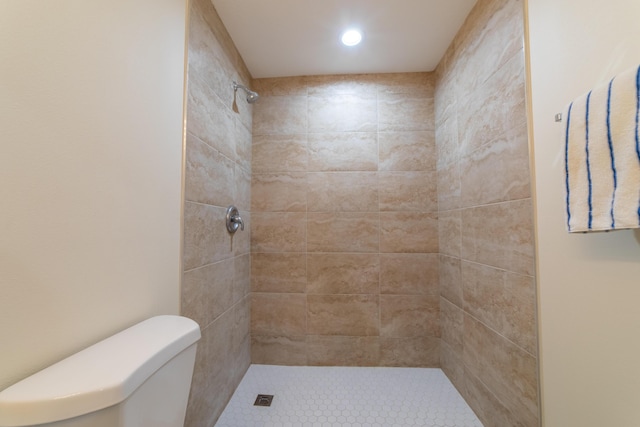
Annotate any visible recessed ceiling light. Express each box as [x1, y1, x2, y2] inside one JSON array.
[[341, 29, 362, 46]]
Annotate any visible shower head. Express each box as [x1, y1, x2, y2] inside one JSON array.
[[233, 81, 259, 104]]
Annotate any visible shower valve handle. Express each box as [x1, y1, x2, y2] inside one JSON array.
[[225, 205, 244, 233]]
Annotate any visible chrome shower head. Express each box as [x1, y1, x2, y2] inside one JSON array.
[[233, 81, 259, 104]]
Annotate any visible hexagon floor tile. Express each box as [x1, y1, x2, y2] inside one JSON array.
[[214, 365, 483, 427]]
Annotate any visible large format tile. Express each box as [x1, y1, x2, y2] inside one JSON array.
[[379, 253, 439, 295], [307, 335, 380, 366], [463, 315, 539, 427], [307, 132, 377, 171], [380, 295, 440, 338], [183, 202, 233, 270], [185, 132, 234, 206], [251, 253, 307, 293], [379, 171, 437, 212], [307, 295, 379, 336], [251, 173, 307, 212], [378, 131, 436, 172], [378, 94, 434, 132], [307, 253, 379, 295], [251, 212, 306, 253], [253, 95, 307, 135], [251, 293, 306, 336], [379, 336, 440, 367], [182, 259, 234, 329], [461, 260, 537, 354], [307, 212, 379, 253], [439, 254, 463, 307], [307, 172, 378, 212], [380, 212, 438, 253], [461, 199, 535, 275], [308, 93, 377, 132], [186, 73, 236, 161], [252, 134, 307, 173], [460, 124, 531, 206], [251, 335, 307, 366]]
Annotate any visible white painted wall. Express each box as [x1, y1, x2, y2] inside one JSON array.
[[0, 0, 187, 390], [525, 0, 640, 425]]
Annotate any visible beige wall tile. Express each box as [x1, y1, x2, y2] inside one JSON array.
[[308, 132, 378, 171], [440, 340, 464, 391], [251, 212, 306, 253], [462, 261, 537, 354], [377, 72, 435, 96], [185, 132, 234, 206], [307, 295, 379, 336], [439, 255, 463, 307], [380, 212, 438, 253], [251, 335, 307, 365], [458, 52, 527, 156], [251, 253, 307, 293], [461, 200, 535, 275], [253, 95, 307, 135], [307, 335, 380, 366], [307, 253, 379, 295], [440, 297, 464, 354], [379, 337, 440, 367], [251, 173, 307, 212], [186, 73, 236, 161], [182, 259, 234, 329], [253, 77, 308, 96], [380, 295, 440, 337], [306, 74, 378, 96], [379, 253, 439, 295], [460, 124, 531, 206], [463, 315, 539, 427], [232, 210, 251, 257], [438, 209, 461, 258], [307, 172, 378, 212], [252, 134, 307, 173], [183, 202, 233, 270], [185, 307, 236, 427], [462, 371, 526, 427], [234, 165, 251, 212], [308, 93, 377, 132], [234, 120, 252, 171], [378, 94, 434, 132], [378, 131, 436, 172], [435, 114, 460, 169], [437, 161, 462, 211], [307, 212, 379, 253], [233, 254, 251, 304], [379, 171, 437, 212], [251, 293, 306, 336]]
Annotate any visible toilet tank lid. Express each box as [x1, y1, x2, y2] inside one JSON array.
[[0, 315, 201, 427]]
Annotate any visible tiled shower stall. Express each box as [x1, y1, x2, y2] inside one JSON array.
[[181, 0, 538, 426]]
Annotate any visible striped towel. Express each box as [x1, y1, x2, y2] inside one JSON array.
[[564, 64, 640, 232]]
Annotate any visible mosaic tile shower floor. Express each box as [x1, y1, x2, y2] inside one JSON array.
[[215, 365, 483, 427]]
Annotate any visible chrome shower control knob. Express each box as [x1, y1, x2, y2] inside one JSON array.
[[225, 205, 244, 233]]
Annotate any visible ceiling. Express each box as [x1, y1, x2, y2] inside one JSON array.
[[211, 0, 478, 79]]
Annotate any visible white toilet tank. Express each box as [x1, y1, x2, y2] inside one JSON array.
[[0, 315, 201, 427]]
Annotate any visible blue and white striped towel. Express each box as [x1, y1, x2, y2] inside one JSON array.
[[564, 64, 640, 232]]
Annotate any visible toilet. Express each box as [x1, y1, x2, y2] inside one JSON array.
[[0, 315, 201, 427]]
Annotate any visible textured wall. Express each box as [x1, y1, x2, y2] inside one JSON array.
[[250, 74, 440, 367], [435, 0, 539, 425], [182, 0, 253, 425]]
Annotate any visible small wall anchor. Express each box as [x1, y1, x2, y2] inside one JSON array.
[[225, 205, 244, 233]]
